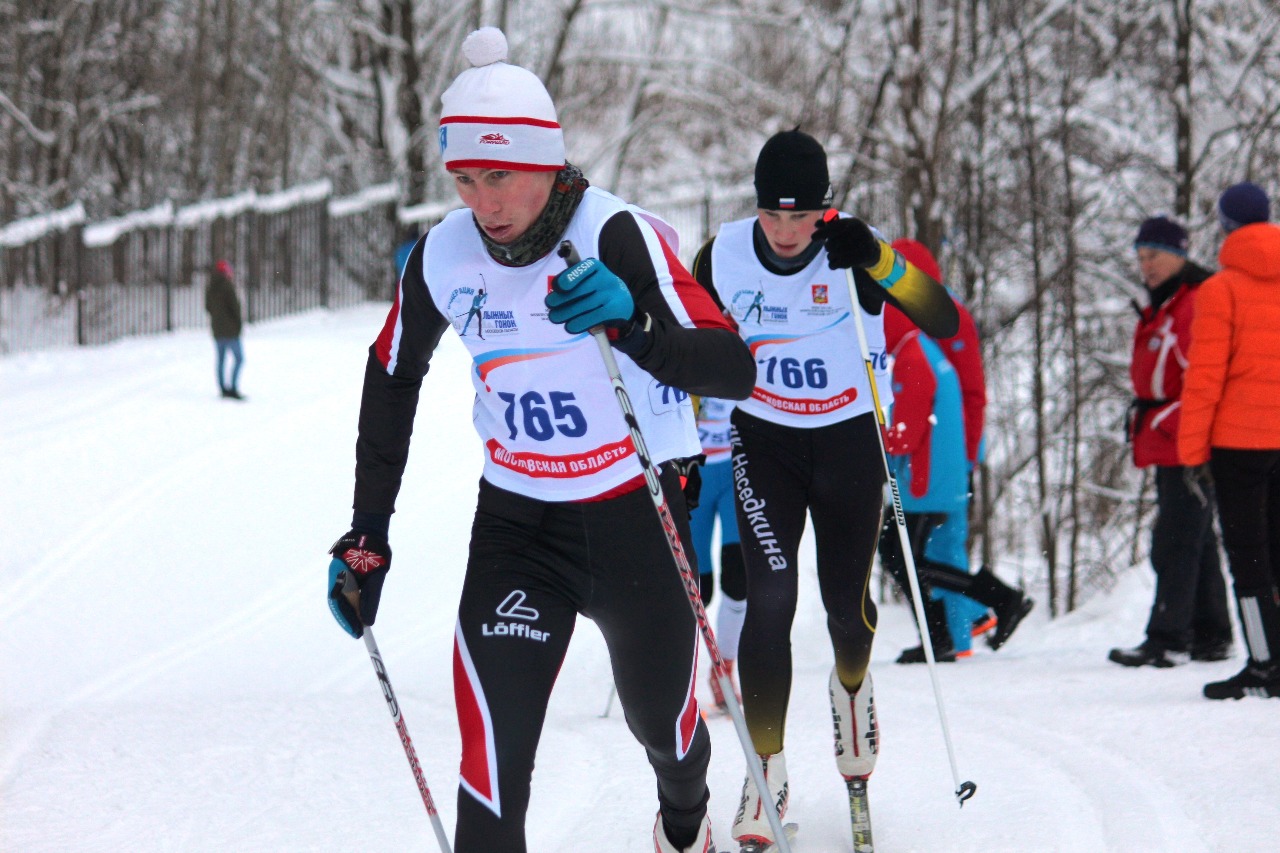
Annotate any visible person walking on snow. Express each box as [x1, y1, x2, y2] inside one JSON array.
[[1180, 182, 1280, 700], [204, 259, 244, 400], [325, 28, 755, 853], [879, 239, 1033, 662], [1110, 215, 1233, 669], [691, 129, 958, 849]]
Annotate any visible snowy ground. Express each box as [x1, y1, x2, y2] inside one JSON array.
[[3, 305, 1275, 853]]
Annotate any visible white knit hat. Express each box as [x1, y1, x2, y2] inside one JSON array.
[[439, 28, 565, 172]]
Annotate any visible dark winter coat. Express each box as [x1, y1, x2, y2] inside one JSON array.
[[1128, 260, 1211, 467], [205, 270, 243, 339]]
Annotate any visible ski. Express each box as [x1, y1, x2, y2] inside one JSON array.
[[847, 777, 874, 852], [737, 822, 799, 853]]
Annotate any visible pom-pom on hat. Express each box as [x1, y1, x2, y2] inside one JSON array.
[[439, 28, 564, 172], [214, 260, 233, 278], [1133, 215, 1188, 256], [754, 130, 832, 211], [1218, 182, 1270, 233]]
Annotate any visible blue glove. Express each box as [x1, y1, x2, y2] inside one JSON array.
[[545, 257, 635, 334], [327, 530, 391, 638]]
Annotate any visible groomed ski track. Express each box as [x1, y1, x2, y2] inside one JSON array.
[[2, 305, 1272, 852]]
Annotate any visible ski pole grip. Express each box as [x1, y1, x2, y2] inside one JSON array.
[[556, 240, 608, 339], [557, 240, 581, 267]]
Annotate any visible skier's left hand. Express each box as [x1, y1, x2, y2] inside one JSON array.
[[812, 215, 883, 270], [327, 530, 391, 639], [546, 257, 635, 334]]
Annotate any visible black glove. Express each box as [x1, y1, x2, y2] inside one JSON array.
[[812, 215, 883, 270], [669, 454, 707, 513], [1183, 463, 1213, 509], [327, 530, 392, 638]]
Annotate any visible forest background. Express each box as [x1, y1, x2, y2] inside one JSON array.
[[4, 0, 1280, 615]]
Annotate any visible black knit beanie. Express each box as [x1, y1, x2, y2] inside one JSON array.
[[754, 130, 832, 211]]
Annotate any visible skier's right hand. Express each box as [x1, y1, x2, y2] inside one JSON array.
[[327, 530, 392, 638]]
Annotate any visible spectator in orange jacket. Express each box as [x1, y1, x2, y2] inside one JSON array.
[[1179, 182, 1280, 700], [1109, 216, 1232, 669]]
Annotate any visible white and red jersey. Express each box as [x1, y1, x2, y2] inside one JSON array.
[[420, 192, 696, 499], [710, 216, 891, 429], [355, 185, 754, 510]]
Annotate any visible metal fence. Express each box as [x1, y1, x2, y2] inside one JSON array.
[[0, 182, 413, 354], [0, 181, 827, 355]]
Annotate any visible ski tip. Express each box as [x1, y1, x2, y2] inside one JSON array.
[[955, 779, 977, 807]]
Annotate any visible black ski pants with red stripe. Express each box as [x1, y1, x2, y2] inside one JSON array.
[[730, 409, 885, 755], [452, 470, 710, 853]]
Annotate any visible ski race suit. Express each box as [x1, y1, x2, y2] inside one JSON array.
[[694, 214, 891, 754], [353, 186, 755, 852]]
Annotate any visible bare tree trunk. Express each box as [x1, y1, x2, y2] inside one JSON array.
[[1059, 40, 1083, 613], [214, 0, 240, 195], [1013, 40, 1058, 616], [596, 5, 670, 190], [187, 0, 210, 195], [542, 0, 586, 102], [395, 0, 427, 203], [1173, 0, 1194, 217]]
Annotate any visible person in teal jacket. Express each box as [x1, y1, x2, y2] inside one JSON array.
[[878, 325, 1031, 661]]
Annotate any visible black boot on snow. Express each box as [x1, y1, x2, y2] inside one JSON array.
[[1108, 639, 1189, 668], [1203, 661, 1280, 700]]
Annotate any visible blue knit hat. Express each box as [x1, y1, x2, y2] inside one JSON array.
[[1218, 182, 1270, 233], [1134, 215, 1188, 256]]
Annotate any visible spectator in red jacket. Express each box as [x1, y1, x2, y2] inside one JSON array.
[[1109, 215, 1233, 669]]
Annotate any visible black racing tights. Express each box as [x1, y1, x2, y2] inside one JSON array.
[[730, 409, 885, 754]]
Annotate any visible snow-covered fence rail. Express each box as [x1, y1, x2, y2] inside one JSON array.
[[0, 184, 766, 355], [0, 183, 407, 354]]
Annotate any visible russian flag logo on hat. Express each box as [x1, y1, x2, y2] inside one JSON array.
[[779, 197, 796, 209]]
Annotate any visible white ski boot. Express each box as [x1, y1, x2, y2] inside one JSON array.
[[731, 750, 788, 847], [653, 811, 716, 853], [830, 667, 878, 780]]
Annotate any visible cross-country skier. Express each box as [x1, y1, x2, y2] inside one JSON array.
[[326, 28, 754, 853], [691, 129, 957, 849], [458, 286, 488, 337]]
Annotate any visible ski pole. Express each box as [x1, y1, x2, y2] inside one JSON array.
[[343, 576, 454, 852], [835, 228, 977, 808], [600, 683, 617, 718], [558, 241, 793, 853]]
